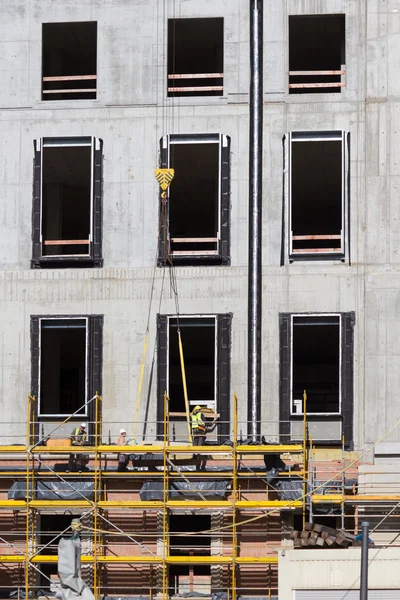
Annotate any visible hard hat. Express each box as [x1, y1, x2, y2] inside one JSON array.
[[80, 423, 86, 428], [119, 428, 127, 434], [194, 405, 202, 412]]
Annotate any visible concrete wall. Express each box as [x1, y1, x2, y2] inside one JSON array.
[[0, 0, 399, 449]]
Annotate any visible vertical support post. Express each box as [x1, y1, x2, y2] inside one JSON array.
[[302, 390, 307, 529], [162, 392, 169, 600], [93, 392, 99, 600], [360, 521, 369, 600], [247, 0, 263, 441], [341, 434, 345, 529], [232, 393, 238, 600]]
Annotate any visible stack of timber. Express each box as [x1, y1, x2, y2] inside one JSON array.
[[290, 522, 357, 549]]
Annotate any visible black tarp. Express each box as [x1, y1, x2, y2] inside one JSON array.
[[140, 480, 230, 501], [8, 481, 95, 501]]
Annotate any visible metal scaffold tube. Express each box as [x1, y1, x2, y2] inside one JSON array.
[[248, 0, 263, 441]]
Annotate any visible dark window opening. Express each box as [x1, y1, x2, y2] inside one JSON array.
[[42, 22, 97, 100], [158, 134, 230, 266], [169, 514, 211, 595], [292, 316, 340, 414], [38, 514, 81, 588], [40, 319, 87, 416], [168, 18, 223, 97], [280, 313, 354, 447], [42, 144, 91, 257], [170, 142, 219, 256], [289, 15, 345, 94], [168, 318, 216, 414], [291, 136, 343, 257], [157, 314, 231, 439], [32, 137, 103, 269]]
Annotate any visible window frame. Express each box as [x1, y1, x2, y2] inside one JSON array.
[[32, 136, 103, 268], [157, 313, 232, 439], [279, 311, 355, 448], [30, 314, 103, 442], [290, 313, 342, 417], [158, 133, 230, 266], [37, 316, 89, 418], [285, 130, 348, 263]]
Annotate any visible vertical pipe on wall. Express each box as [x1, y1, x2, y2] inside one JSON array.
[[248, 0, 263, 440], [360, 521, 369, 600]]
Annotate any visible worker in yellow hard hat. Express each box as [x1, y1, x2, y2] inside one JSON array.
[[191, 405, 207, 450]]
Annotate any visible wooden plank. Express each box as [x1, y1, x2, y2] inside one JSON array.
[[289, 82, 345, 89], [43, 75, 97, 82], [308, 537, 317, 546], [300, 539, 309, 547], [171, 250, 219, 256], [289, 70, 345, 76], [292, 235, 342, 241], [325, 535, 337, 546], [168, 73, 223, 80], [300, 530, 310, 539], [291, 248, 341, 253], [43, 240, 90, 246], [171, 237, 218, 243], [42, 89, 96, 94], [168, 86, 224, 93], [169, 411, 220, 417]]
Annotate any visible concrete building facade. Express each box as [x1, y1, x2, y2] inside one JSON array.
[[0, 1, 400, 598], [0, 0, 399, 501]]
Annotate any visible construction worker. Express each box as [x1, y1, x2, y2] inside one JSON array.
[[191, 406, 218, 469], [117, 428, 137, 471], [191, 406, 207, 449], [67, 423, 88, 472]]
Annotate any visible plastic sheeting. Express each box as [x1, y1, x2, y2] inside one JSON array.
[[8, 481, 95, 501], [58, 537, 94, 600], [140, 480, 230, 501]]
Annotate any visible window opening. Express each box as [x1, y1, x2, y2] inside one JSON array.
[[289, 15, 345, 94], [168, 317, 216, 414], [38, 514, 80, 588], [169, 514, 211, 595], [169, 140, 220, 257], [291, 315, 340, 415], [168, 18, 223, 97], [290, 132, 344, 258], [41, 139, 92, 257], [39, 318, 88, 417], [42, 22, 97, 100]]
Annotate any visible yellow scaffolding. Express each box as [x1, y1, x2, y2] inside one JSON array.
[[0, 392, 309, 599]]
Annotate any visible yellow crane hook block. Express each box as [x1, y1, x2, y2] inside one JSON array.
[[155, 168, 175, 198]]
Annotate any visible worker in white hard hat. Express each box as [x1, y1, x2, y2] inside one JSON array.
[[117, 427, 137, 471], [67, 423, 88, 472]]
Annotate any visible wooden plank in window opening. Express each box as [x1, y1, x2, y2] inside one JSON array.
[[43, 75, 97, 82], [289, 70, 345, 76], [168, 73, 223, 80], [168, 86, 223, 93], [43, 240, 90, 246]]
